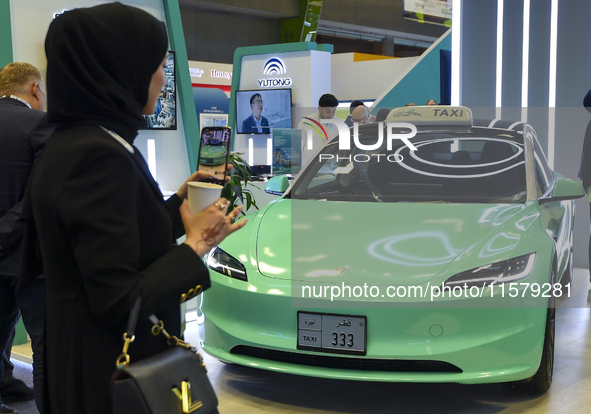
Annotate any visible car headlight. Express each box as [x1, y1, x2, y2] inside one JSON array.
[[206, 247, 247, 281], [443, 253, 536, 288]]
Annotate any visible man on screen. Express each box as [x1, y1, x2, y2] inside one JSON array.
[[241, 93, 270, 134]]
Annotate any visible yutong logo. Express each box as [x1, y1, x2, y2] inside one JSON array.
[[258, 57, 292, 87], [305, 119, 418, 163], [263, 58, 286, 75]]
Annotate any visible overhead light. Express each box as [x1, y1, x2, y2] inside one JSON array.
[[451, 0, 462, 106], [547, 0, 558, 170], [521, 0, 531, 122], [496, 0, 504, 118]]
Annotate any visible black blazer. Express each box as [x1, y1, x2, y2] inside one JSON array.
[[0, 97, 53, 276], [21, 124, 210, 413]]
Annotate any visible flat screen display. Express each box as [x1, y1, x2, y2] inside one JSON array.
[[142, 51, 176, 130], [235, 89, 292, 134]]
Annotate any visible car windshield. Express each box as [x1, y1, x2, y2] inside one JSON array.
[[290, 124, 527, 204]]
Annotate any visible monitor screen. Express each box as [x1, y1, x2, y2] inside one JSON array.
[[142, 51, 176, 130], [235, 89, 292, 134]]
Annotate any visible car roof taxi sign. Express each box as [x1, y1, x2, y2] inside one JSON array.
[[385, 106, 473, 130]]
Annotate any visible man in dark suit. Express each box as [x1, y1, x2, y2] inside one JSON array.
[[0, 62, 53, 414], [241, 93, 270, 134], [344, 100, 364, 127]]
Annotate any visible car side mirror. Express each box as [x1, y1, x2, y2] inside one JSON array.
[[538, 176, 585, 204], [265, 175, 289, 196]]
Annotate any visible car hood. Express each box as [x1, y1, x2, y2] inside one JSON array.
[[255, 199, 532, 284]]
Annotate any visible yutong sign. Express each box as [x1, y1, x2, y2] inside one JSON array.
[[258, 57, 292, 88]]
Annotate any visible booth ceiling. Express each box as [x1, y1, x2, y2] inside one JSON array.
[[179, 0, 447, 43]]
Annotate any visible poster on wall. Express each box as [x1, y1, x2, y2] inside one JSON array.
[[199, 113, 228, 129], [272, 128, 301, 175], [143, 51, 176, 129], [403, 0, 452, 27]]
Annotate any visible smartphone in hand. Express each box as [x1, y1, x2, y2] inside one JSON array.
[[197, 126, 232, 185]]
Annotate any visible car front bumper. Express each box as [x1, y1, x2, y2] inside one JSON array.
[[198, 269, 549, 384]]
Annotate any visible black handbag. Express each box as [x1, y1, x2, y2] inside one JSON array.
[[112, 298, 219, 414]]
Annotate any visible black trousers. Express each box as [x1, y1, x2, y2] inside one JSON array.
[[0, 275, 45, 413]]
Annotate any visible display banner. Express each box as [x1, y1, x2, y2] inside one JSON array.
[[403, 0, 452, 27], [272, 128, 302, 175]]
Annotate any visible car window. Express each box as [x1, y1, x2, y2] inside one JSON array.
[[292, 125, 527, 204]]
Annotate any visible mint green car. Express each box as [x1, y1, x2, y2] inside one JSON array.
[[198, 145, 227, 166], [199, 107, 584, 393]]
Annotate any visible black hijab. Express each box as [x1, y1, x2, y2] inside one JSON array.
[[45, 2, 168, 142]]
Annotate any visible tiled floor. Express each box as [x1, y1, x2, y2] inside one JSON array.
[[12, 268, 591, 414]]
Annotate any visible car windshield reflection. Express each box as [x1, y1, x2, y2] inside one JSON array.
[[292, 125, 527, 204]]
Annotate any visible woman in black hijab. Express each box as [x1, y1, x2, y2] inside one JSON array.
[[20, 3, 245, 413]]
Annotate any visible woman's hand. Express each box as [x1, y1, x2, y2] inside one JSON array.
[[177, 164, 234, 200], [180, 198, 247, 257]]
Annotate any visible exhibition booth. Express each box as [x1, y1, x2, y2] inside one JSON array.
[[227, 32, 450, 169]]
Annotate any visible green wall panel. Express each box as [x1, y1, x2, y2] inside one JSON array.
[[0, 0, 13, 67], [163, 0, 200, 172]]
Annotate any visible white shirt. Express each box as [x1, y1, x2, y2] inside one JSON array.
[[0, 95, 32, 109], [254, 116, 263, 133], [297, 112, 339, 167]]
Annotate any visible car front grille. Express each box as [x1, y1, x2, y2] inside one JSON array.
[[230, 346, 463, 373]]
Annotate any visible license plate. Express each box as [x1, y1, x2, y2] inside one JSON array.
[[297, 312, 366, 355]]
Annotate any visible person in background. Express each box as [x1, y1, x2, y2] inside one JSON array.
[[578, 88, 591, 285], [426, 99, 438, 105], [345, 101, 376, 127], [351, 104, 371, 125], [0, 62, 53, 414], [298, 93, 340, 166], [344, 100, 364, 127], [241, 93, 270, 134], [406, 102, 417, 107], [18, 4, 246, 413]]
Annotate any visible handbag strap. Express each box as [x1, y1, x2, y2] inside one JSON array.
[[116, 297, 205, 370], [127, 296, 142, 337]]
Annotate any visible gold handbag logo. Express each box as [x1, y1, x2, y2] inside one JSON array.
[[172, 381, 202, 413]]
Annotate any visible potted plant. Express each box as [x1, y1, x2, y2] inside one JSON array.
[[222, 152, 260, 215]]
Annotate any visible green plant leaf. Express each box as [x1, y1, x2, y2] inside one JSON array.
[[222, 152, 260, 215]]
